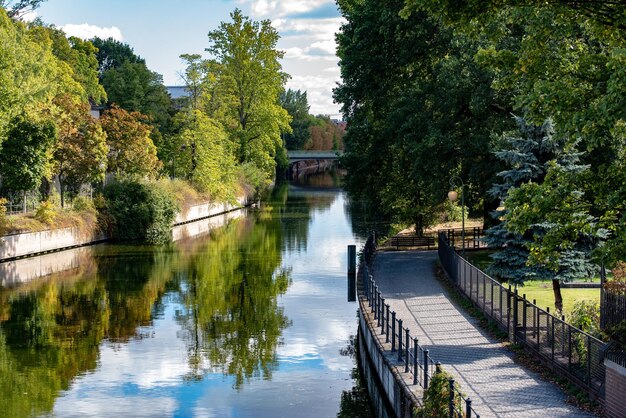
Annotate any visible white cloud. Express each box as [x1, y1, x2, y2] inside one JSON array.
[[243, 0, 334, 18], [61, 23, 123, 41], [286, 74, 341, 116]]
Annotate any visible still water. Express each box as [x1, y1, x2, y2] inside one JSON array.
[[0, 173, 375, 417]]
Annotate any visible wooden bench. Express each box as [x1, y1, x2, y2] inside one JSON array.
[[389, 235, 435, 249]]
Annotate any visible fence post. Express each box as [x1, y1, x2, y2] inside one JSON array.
[[551, 316, 555, 362], [414, 340, 419, 385], [380, 298, 386, 333], [405, 329, 410, 372], [391, 311, 396, 351], [449, 379, 455, 418], [513, 288, 519, 344], [385, 304, 390, 342], [423, 348, 429, 389], [466, 398, 472, 418], [522, 294, 527, 342], [586, 335, 591, 384], [398, 319, 403, 361]]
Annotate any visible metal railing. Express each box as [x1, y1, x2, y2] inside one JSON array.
[[438, 232, 607, 398], [361, 236, 480, 417]]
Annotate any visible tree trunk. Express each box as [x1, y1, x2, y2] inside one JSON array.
[[552, 279, 563, 314], [60, 179, 65, 208]]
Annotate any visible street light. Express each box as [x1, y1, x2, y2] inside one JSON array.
[[448, 175, 465, 258]]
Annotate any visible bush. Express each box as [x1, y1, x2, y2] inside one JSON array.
[[34, 199, 57, 225], [414, 368, 464, 418], [103, 179, 179, 244], [71, 195, 96, 213]]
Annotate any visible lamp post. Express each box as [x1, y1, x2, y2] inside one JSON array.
[[448, 176, 465, 258]]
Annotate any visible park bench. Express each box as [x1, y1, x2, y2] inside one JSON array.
[[389, 235, 435, 249]]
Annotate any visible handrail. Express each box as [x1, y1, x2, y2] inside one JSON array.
[[437, 232, 607, 398], [360, 235, 481, 417]]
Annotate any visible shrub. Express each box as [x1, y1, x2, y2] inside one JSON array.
[[0, 198, 8, 235], [34, 199, 57, 225], [72, 195, 96, 213], [103, 179, 179, 244], [568, 300, 600, 336], [414, 368, 464, 418]]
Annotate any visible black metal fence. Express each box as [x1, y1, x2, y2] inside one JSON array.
[[602, 289, 626, 330], [360, 236, 480, 417], [438, 232, 607, 398]]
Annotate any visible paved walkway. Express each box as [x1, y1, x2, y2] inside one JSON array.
[[373, 250, 594, 418]]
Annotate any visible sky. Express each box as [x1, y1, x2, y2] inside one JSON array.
[[33, 0, 345, 117]]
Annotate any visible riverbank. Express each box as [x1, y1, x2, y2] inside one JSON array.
[[0, 195, 251, 262]]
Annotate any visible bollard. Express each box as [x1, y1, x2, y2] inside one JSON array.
[[423, 349, 429, 390], [448, 379, 455, 418], [398, 319, 403, 361], [385, 304, 390, 342], [405, 329, 410, 372], [391, 311, 396, 351], [347, 245, 356, 275], [466, 398, 472, 418], [413, 339, 419, 385]]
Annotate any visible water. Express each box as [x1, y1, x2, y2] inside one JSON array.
[[0, 172, 375, 417]]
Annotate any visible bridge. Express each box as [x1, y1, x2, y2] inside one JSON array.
[[287, 150, 343, 163]]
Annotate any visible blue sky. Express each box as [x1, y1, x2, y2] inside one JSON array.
[[34, 0, 344, 117]]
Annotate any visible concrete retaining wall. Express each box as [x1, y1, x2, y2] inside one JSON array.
[[0, 196, 251, 262], [357, 276, 420, 418], [0, 227, 105, 261]]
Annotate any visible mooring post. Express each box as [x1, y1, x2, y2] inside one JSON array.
[[347, 245, 356, 275]]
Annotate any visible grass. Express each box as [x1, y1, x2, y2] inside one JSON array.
[[516, 281, 599, 316], [466, 250, 601, 316]]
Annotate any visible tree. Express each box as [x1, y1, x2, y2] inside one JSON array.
[[335, 0, 507, 233], [205, 9, 291, 183], [279, 89, 314, 150], [307, 115, 345, 151], [485, 117, 599, 312], [178, 53, 211, 110], [90, 37, 145, 75], [0, 0, 46, 19], [170, 110, 238, 200], [100, 61, 173, 133], [0, 115, 56, 198], [100, 105, 160, 178], [52, 94, 108, 207]]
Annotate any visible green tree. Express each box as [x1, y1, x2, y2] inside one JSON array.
[[52, 94, 108, 207], [90, 37, 146, 74], [205, 9, 291, 183], [100, 105, 161, 178], [0, 115, 56, 196], [0, 0, 46, 19], [170, 110, 238, 200], [335, 0, 506, 233], [279, 89, 314, 150]]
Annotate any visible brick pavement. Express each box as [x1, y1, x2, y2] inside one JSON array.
[[372, 250, 595, 418]]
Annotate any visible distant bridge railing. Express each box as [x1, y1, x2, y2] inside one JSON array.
[[287, 150, 343, 162], [438, 232, 607, 399]]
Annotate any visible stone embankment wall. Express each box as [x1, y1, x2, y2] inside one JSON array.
[[0, 196, 251, 262]]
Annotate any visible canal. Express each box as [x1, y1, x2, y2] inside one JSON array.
[[0, 172, 377, 417]]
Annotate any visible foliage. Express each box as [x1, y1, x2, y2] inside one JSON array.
[[414, 368, 464, 418], [33, 199, 56, 225], [169, 110, 238, 201], [52, 94, 108, 207], [103, 179, 179, 244], [0, 115, 56, 193], [335, 0, 507, 234], [205, 8, 291, 183], [279, 89, 314, 150], [306, 115, 344, 151], [568, 300, 600, 336], [100, 105, 161, 178], [91, 37, 146, 74], [0, 0, 46, 19]]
